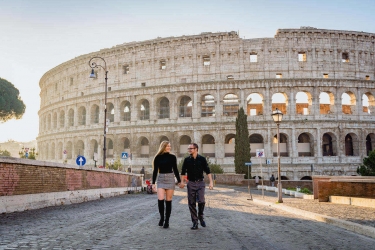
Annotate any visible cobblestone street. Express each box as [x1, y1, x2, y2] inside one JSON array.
[[1, 186, 374, 250]]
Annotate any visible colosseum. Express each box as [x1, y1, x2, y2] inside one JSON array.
[[37, 27, 375, 180]]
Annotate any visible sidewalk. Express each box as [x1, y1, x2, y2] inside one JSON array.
[[218, 185, 375, 238]]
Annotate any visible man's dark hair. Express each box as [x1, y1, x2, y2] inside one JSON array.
[[191, 143, 199, 150]]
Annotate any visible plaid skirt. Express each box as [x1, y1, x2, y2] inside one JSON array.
[[157, 173, 176, 190]]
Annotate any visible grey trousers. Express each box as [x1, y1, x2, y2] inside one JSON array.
[[187, 180, 205, 223]]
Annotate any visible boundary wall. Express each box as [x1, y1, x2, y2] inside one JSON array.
[[0, 157, 142, 213], [313, 176, 375, 201]]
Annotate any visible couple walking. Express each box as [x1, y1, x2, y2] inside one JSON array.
[[152, 141, 213, 229]]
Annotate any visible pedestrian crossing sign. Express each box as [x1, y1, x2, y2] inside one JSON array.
[[121, 152, 128, 159]]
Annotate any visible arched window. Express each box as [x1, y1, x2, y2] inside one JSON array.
[[78, 106, 86, 125], [68, 109, 74, 127], [179, 96, 192, 117], [159, 97, 170, 119], [202, 134, 215, 157], [59, 110, 65, 128], [107, 139, 114, 157], [201, 95, 215, 117], [140, 100, 150, 120], [224, 134, 235, 157], [140, 137, 149, 157], [107, 103, 114, 122], [91, 105, 99, 124], [223, 94, 239, 116], [179, 135, 192, 156], [121, 101, 131, 121]]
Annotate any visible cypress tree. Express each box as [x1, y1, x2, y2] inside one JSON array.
[[234, 107, 251, 177]]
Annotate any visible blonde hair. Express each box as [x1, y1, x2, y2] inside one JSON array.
[[152, 141, 172, 170]]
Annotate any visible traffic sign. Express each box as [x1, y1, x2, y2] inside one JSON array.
[[121, 152, 128, 159], [256, 149, 265, 158], [76, 155, 86, 166], [245, 162, 252, 166]]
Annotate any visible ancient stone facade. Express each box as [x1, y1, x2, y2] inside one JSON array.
[[37, 27, 375, 180]]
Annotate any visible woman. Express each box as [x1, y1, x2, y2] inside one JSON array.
[[152, 141, 181, 228]]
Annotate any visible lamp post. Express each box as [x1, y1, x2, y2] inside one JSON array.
[[89, 57, 108, 168], [271, 108, 283, 203]]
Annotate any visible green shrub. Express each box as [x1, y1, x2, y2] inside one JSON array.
[[300, 188, 312, 194]]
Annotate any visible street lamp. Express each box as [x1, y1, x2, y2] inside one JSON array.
[[89, 57, 108, 168], [271, 108, 283, 203]]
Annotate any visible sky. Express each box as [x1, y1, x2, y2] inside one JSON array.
[[0, 0, 375, 143]]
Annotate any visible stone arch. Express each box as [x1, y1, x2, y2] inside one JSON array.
[[120, 101, 131, 121], [91, 104, 99, 124], [47, 114, 51, 130], [51, 142, 55, 160], [319, 91, 335, 114], [78, 106, 86, 125], [298, 132, 314, 156], [179, 135, 192, 156], [75, 140, 85, 157], [249, 133, 264, 157], [159, 135, 169, 143], [68, 108, 74, 127], [201, 94, 215, 117], [295, 91, 312, 115], [139, 99, 150, 120], [59, 110, 65, 128], [107, 138, 114, 157], [57, 142, 63, 160], [322, 132, 338, 156], [345, 133, 359, 156], [341, 91, 356, 115], [159, 97, 170, 119], [179, 95, 192, 118], [271, 92, 288, 115], [107, 102, 115, 122], [139, 136, 150, 158], [366, 133, 375, 156], [53, 112, 57, 129], [363, 92, 375, 114], [301, 176, 312, 180], [66, 141, 73, 159], [223, 93, 239, 116], [90, 139, 99, 159], [246, 93, 263, 116], [224, 134, 235, 157], [45, 143, 49, 160], [272, 133, 289, 157], [202, 134, 215, 157]]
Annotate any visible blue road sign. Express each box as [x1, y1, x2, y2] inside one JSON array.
[[245, 162, 252, 166], [76, 155, 86, 166], [121, 152, 128, 159]]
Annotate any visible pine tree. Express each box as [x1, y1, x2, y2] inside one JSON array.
[[357, 150, 375, 176], [234, 107, 251, 177]]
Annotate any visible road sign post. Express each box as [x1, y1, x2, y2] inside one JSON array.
[[256, 149, 265, 199], [245, 162, 252, 200]]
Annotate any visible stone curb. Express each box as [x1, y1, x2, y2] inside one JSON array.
[[251, 198, 375, 239]]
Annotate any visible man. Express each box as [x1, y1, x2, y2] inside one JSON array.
[[270, 174, 275, 187], [179, 143, 213, 230], [140, 166, 145, 176]]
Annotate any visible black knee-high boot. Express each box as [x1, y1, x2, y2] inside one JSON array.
[[164, 200, 172, 228], [158, 199, 164, 226]]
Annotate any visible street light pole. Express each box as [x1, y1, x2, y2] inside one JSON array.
[[89, 57, 108, 168], [271, 108, 283, 203], [276, 121, 282, 203]]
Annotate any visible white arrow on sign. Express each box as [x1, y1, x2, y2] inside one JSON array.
[[79, 157, 84, 166]]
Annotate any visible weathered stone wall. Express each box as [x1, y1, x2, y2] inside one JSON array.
[[37, 27, 375, 180]]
